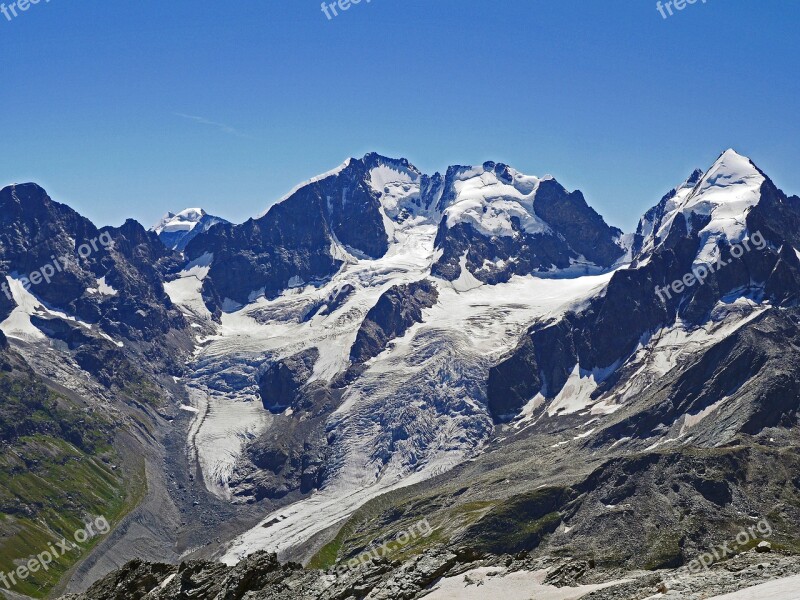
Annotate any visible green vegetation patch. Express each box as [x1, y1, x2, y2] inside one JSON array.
[[461, 486, 571, 554], [0, 370, 143, 597]]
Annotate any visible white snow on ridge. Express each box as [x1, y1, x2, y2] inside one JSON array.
[[258, 159, 354, 218], [443, 165, 551, 237], [648, 149, 765, 263], [152, 208, 207, 234]]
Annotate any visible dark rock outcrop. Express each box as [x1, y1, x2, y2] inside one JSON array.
[[184, 156, 403, 309], [350, 280, 439, 364], [0, 183, 186, 341], [531, 178, 624, 267], [258, 348, 320, 413]]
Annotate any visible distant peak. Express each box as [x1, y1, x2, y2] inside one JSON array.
[[176, 207, 206, 219], [151, 207, 211, 234]]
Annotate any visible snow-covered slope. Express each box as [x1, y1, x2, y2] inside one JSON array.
[[152, 208, 228, 251], [438, 164, 551, 237], [705, 575, 800, 600], [637, 149, 766, 262]]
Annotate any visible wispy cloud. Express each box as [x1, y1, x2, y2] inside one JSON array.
[[174, 113, 254, 139]]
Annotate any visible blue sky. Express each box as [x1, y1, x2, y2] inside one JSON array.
[[1, 0, 797, 232]]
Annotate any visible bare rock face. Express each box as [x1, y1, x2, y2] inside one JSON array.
[[531, 178, 625, 267], [0, 183, 186, 341], [59, 559, 178, 600], [258, 348, 320, 413], [184, 156, 393, 309], [350, 280, 439, 364], [61, 552, 300, 600]]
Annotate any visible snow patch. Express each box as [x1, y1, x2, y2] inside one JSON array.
[[704, 574, 800, 600], [425, 567, 628, 600], [95, 276, 118, 296]]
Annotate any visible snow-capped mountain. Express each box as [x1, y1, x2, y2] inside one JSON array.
[[635, 149, 767, 261], [163, 149, 800, 569], [183, 153, 626, 311], [2, 149, 800, 600], [152, 207, 228, 251]]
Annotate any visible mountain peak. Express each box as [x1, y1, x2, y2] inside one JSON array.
[[152, 208, 228, 251], [361, 152, 419, 174], [686, 168, 704, 186], [707, 148, 758, 175], [688, 149, 764, 208], [0, 182, 51, 206], [152, 208, 208, 235], [635, 149, 768, 263]]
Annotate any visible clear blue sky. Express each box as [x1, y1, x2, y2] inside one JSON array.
[[1, 0, 797, 232]]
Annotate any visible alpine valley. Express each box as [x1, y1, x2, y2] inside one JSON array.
[[1, 149, 799, 600]]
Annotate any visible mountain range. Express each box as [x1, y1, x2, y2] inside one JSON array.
[[1, 149, 799, 600]]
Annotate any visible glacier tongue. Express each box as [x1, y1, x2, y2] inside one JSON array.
[[163, 154, 630, 561], [218, 270, 616, 563]]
